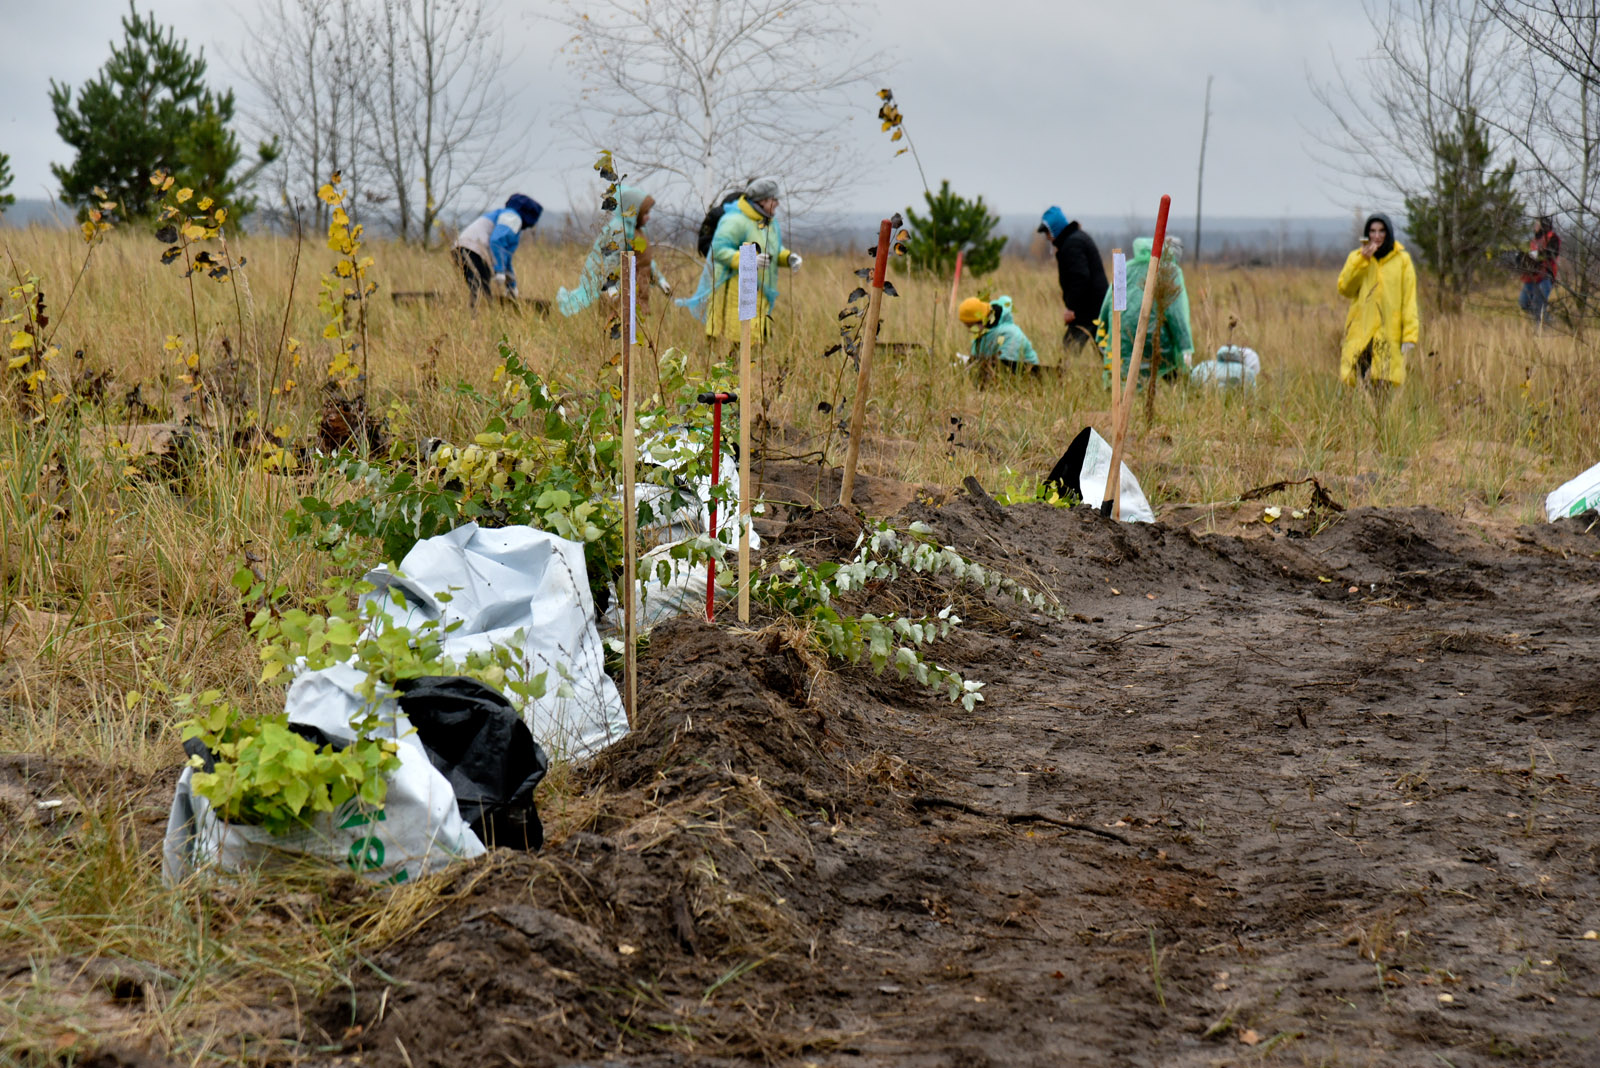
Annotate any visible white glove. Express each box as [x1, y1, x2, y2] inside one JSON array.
[[657, 276, 673, 296], [754, 252, 772, 270], [789, 253, 803, 272], [1401, 342, 1415, 356]]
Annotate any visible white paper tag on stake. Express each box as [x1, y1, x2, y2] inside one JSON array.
[[738, 243, 758, 321], [627, 253, 636, 343], [1112, 252, 1128, 311]]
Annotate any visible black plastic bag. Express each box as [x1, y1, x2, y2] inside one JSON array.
[[397, 676, 550, 851]]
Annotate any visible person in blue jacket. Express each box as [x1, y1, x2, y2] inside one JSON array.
[[452, 194, 542, 306], [957, 295, 1039, 372]]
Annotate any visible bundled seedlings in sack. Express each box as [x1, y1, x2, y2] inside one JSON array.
[[167, 524, 621, 884], [1046, 426, 1154, 522], [1547, 460, 1600, 522], [1191, 345, 1260, 388]]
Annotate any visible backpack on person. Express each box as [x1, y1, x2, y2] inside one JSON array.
[[696, 189, 745, 257]]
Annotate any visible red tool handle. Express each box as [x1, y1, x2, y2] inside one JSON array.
[[871, 219, 892, 288], [1151, 194, 1172, 260], [705, 400, 723, 622]]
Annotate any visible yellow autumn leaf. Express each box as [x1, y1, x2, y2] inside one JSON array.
[[9, 331, 31, 351], [164, 335, 181, 351], [161, 175, 175, 191], [317, 183, 341, 205], [334, 260, 354, 278], [197, 196, 214, 211], [9, 354, 31, 370], [183, 224, 207, 241], [214, 208, 227, 224], [186, 352, 199, 369], [176, 188, 193, 203], [49, 393, 66, 405]]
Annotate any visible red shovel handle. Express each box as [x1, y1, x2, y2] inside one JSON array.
[[871, 219, 892, 288], [1151, 194, 1172, 260]]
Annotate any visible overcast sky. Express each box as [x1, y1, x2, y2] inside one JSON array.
[[1, 0, 1377, 222]]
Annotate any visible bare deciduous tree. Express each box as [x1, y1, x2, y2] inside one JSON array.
[[242, 0, 527, 243], [552, 0, 882, 224], [1485, 0, 1600, 319], [1313, 0, 1517, 298], [244, 0, 371, 232]]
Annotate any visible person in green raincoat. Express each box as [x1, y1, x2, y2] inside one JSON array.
[[678, 178, 801, 345], [957, 295, 1039, 370], [557, 185, 671, 317], [1096, 236, 1193, 386]]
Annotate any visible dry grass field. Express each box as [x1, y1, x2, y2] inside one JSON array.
[[2, 219, 1597, 1065]]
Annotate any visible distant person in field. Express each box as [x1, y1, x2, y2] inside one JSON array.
[[1038, 206, 1108, 350], [679, 177, 801, 346], [1336, 213, 1418, 396], [452, 194, 542, 307], [1096, 236, 1192, 387], [557, 184, 672, 317], [957, 295, 1039, 372], [1519, 214, 1560, 327]]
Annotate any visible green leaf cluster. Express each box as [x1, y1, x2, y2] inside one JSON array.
[[182, 571, 551, 838], [903, 180, 1007, 278], [179, 690, 399, 835], [288, 342, 735, 610], [737, 521, 1061, 711]]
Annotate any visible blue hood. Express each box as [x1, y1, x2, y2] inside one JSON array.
[[506, 194, 543, 229], [1041, 206, 1069, 239]]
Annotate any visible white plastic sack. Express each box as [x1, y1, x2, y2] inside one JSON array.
[[1547, 460, 1600, 521], [363, 524, 627, 761], [163, 664, 485, 885], [1076, 427, 1155, 523], [1191, 345, 1260, 388]]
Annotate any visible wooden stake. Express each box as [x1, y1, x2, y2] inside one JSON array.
[[840, 218, 893, 508], [1107, 248, 1124, 519], [736, 243, 757, 623], [620, 251, 638, 726], [948, 248, 965, 313], [1103, 196, 1171, 518]]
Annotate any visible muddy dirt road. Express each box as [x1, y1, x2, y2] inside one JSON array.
[[315, 496, 1600, 1065]]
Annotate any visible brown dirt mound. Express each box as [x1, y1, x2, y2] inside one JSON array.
[[286, 494, 1600, 1065]]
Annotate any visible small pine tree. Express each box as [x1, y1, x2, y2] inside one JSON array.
[[904, 180, 1007, 277], [0, 152, 14, 214], [49, 1, 270, 220], [1403, 107, 1524, 309]]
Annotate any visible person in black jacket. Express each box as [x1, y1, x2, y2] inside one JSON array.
[[1039, 206, 1108, 351]]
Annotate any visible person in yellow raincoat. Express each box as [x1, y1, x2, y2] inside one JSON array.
[[678, 178, 800, 345], [1337, 213, 1419, 392]]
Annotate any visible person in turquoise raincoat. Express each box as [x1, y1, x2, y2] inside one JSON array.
[[557, 185, 671, 316], [957, 295, 1039, 369], [1095, 235, 1192, 386], [678, 177, 801, 345]]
